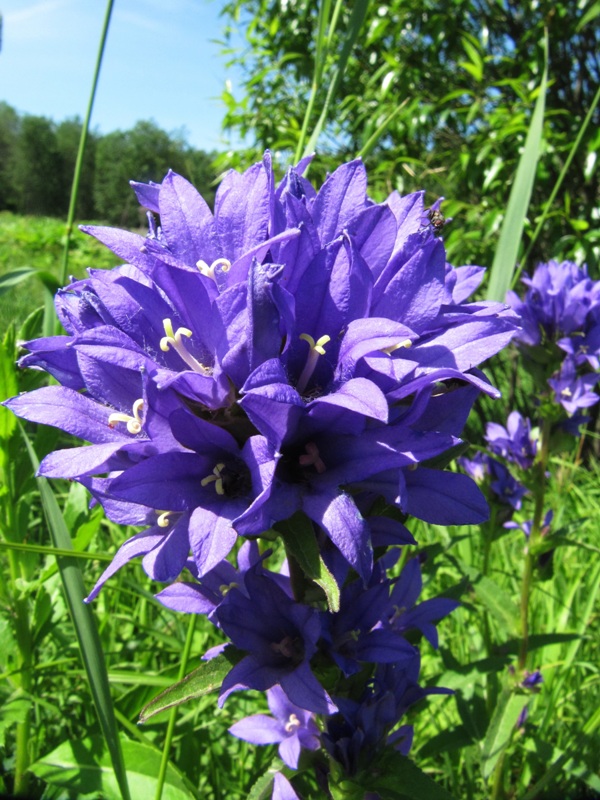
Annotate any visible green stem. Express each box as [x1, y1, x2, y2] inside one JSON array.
[[490, 750, 506, 800], [294, 0, 332, 162], [59, 0, 114, 289], [517, 415, 552, 672], [6, 548, 33, 796], [154, 615, 197, 800]]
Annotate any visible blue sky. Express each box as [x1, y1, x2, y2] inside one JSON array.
[[0, 0, 245, 150]]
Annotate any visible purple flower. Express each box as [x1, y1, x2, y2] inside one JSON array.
[[320, 574, 417, 677], [521, 670, 543, 690], [507, 260, 600, 346], [548, 357, 600, 415], [215, 565, 335, 714], [322, 653, 449, 775], [4, 153, 516, 593], [386, 558, 459, 648], [272, 773, 301, 800], [228, 685, 320, 769], [485, 411, 538, 469], [505, 510, 553, 539], [488, 459, 528, 510]]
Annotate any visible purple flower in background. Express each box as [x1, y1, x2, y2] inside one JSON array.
[[228, 685, 320, 769], [505, 510, 553, 539], [521, 670, 543, 690], [485, 411, 538, 469], [507, 260, 600, 347], [548, 358, 600, 415], [488, 459, 528, 510], [458, 450, 489, 483]]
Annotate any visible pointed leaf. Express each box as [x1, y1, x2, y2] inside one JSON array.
[[481, 687, 524, 779], [139, 648, 242, 723]]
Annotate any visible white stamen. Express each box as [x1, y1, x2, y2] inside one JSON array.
[[160, 318, 211, 374], [196, 257, 232, 282], [201, 463, 226, 495], [157, 511, 171, 528], [297, 333, 331, 394], [108, 398, 144, 434], [284, 714, 301, 734], [381, 338, 412, 355]]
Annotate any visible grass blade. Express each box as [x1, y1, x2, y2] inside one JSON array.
[[21, 425, 131, 800], [60, 0, 114, 287], [486, 36, 548, 301], [304, 0, 370, 158]]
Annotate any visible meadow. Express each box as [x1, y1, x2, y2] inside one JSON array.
[[1, 1, 599, 798]]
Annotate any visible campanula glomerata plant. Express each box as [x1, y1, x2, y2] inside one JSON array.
[[4, 153, 518, 797]]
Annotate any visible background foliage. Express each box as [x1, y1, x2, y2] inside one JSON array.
[[0, 105, 217, 227], [219, 0, 600, 271]]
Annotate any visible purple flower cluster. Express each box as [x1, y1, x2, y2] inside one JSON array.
[[507, 260, 600, 419], [5, 154, 516, 792], [460, 410, 536, 512]]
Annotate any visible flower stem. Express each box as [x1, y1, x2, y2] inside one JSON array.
[[518, 415, 551, 671], [154, 614, 196, 800], [6, 547, 33, 796]]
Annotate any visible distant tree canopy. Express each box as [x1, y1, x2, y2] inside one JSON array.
[[220, 0, 600, 271], [0, 105, 217, 226]]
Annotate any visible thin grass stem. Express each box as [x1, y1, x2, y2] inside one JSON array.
[[154, 615, 197, 800], [59, 0, 114, 288]]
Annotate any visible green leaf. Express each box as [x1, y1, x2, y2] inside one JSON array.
[[30, 736, 195, 800], [21, 427, 131, 800], [576, 1, 600, 31], [0, 267, 38, 295], [138, 648, 241, 723], [481, 687, 524, 779], [463, 566, 519, 636], [276, 512, 340, 611], [0, 337, 18, 442], [246, 758, 286, 800], [486, 37, 548, 301], [0, 697, 32, 738], [339, 752, 456, 800]]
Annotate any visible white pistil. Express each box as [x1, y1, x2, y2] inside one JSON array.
[[156, 511, 171, 528], [284, 714, 301, 734], [160, 318, 211, 374], [561, 387, 572, 397], [201, 463, 226, 495], [299, 442, 326, 474], [196, 257, 232, 282], [381, 338, 412, 355], [297, 333, 331, 394], [108, 398, 144, 434]]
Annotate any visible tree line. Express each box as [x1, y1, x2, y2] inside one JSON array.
[[0, 103, 217, 227]]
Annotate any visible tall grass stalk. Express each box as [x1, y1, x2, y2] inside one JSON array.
[[59, 0, 114, 288], [154, 615, 197, 800], [22, 427, 131, 800], [486, 35, 548, 302]]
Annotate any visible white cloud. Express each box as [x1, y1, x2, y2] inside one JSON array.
[[3, 0, 71, 42]]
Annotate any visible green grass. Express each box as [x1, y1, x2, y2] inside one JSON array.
[[0, 212, 119, 334]]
